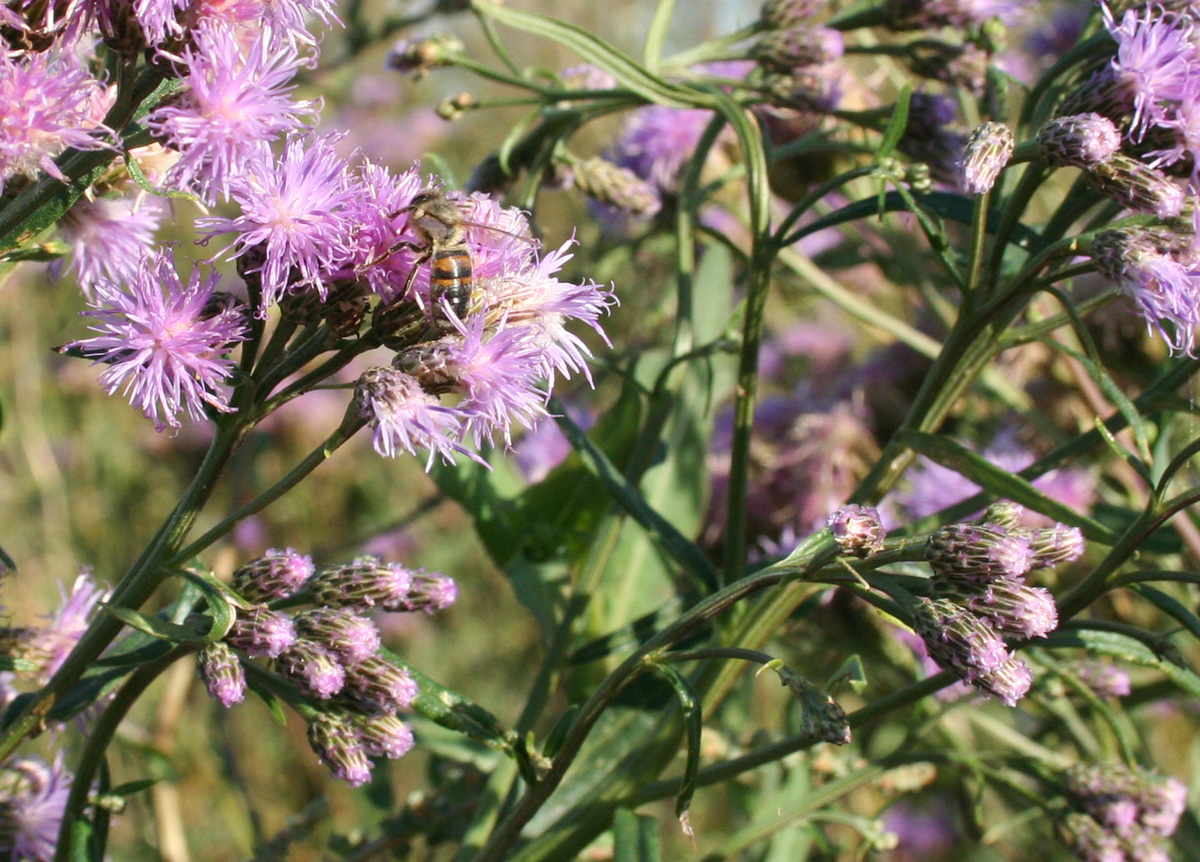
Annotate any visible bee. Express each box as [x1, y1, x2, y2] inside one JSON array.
[[386, 188, 476, 326]]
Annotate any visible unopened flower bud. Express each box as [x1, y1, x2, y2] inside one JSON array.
[[294, 609, 381, 667], [308, 557, 454, 612], [933, 576, 1058, 638], [925, 523, 1033, 581], [198, 642, 246, 708], [307, 712, 372, 787], [777, 667, 851, 744], [227, 607, 297, 658], [1074, 661, 1131, 698], [276, 640, 346, 699], [828, 504, 885, 557], [755, 27, 844, 71], [976, 501, 1025, 530], [974, 655, 1033, 706], [354, 714, 416, 759], [1086, 154, 1185, 219], [909, 42, 990, 95], [912, 597, 1010, 680], [1036, 114, 1122, 168], [231, 548, 314, 603], [761, 0, 824, 29], [763, 67, 842, 113], [342, 655, 420, 713], [1057, 812, 1123, 862], [387, 35, 463, 79], [572, 157, 662, 219], [1028, 524, 1085, 569], [959, 122, 1014, 194]]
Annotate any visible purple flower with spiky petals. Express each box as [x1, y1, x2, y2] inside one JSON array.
[[355, 366, 478, 466], [148, 24, 319, 202], [66, 249, 249, 431], [0, 50, 113, 195], [27, 572, 110, 683], [912, 597, 1011, 681], [200, 134, 359, 314], [0, 755, 72, 862], [55, 196, 165, 298], [1102, 3, 1199, 138], [342, 161, 424, 301]]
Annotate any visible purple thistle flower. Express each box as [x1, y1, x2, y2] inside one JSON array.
[[307, 557, 411, 610], [341, 655, 419, 713], [911, 597, 1011, 681], [399, 570, 458, 612], [974, 656, 1034, 706], [132, 0, 187, 45], [197, 641, 246, 707], [353, 714, 415, 759], [959, 122, 1015, 194], [55, 195, 165, 298], [828, 504, 885, 558], [608, 105, 714, 194], [276, 640, 346, 699], [293, 608, 380, 667], [354, 366, 477, 467], [306, 713, 372, 787], [28, 572, 110, 683], [925, 523, 1034, 581], [898, 91, 966, 184], [0, 755, 72, 862], [66, 249, 249, 431], [1102, 3, 1199, 138], [933, 576, 1059, 638], [231, 548, 315, 602], [148, 24, 318, 202], [226, 607, 297, 658], [200, 134, 359, 313], [1093, 228, 1200, 355], [1066, 764, 1188, 840], [1037, 114, 1123, 169], [0, 50, 113, 196], [341, 161, 424, 301]]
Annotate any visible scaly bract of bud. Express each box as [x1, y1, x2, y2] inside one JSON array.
[[959, 122, 1015, 194], [198, 642, 246, 708], [1037, 114, 1122, 168], [307, 713, 372, 787], [925, 523, 1033, 581], [231, 548, 314, 602], [828, 504, 885, 558]]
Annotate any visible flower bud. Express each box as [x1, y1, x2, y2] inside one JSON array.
[[912, 598, 1010, 680], [307, 713, 372, 787], [909, 42, 990, 95], [974, 656, 1033, 706], [231, 548, 314, 603], [1074, 661, 1131, 698], [925, 523, 1033, 581], [761, 0, 824, 29], [308, 556, 413, 611], [1064, 763, 1187, 838], [933, 576, 1058, 638], [571, 157, 662, 219], [1036, 114, 1122, 168], [342, 655, 420, 713], [387, 35, 464, 79], [1058, 812, 1123, 862], [227, 607, 297, 659], [354, 714, 416, 759], [976, 501, 1025, 530], [276, 640, 346, 700], [959, 122, 1015, 194], [1086, 154, 1185, 219], [828, 504, 885, 558], [198, 642, 246, 708], [294, 609, 381, 667], [755, 27, 844, 72], [777, 667, 851, 745], [1028, 524, 1085, 569]]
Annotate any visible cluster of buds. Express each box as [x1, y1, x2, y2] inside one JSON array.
[[197, 549, 457, 786], [1058, 763, 1187, 861], [912, 503, 1084, 706], [755, 0, 843, 112]]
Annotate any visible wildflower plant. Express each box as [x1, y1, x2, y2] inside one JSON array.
[[2, 0, 1200, 859]]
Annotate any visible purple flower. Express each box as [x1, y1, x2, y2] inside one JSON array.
[[66, 249, 249, 431], [354, 714, 414, 759], [355, 366, 476, 466], [607, 105, 714, 194], [293, 609, 380, 667], [912, 597, 1011, 681], [1085, 154, 1185, 219], [1075, 661, 1132, 698], [306, 713, 372, 787], [1102, 3, 1199, 138], [341, 161, 424, 301], [925, 523, 1034, 581], [1059, 812, 1125, 862], [0, 50, 112, 195], [197, 641, 246, 707], [935, 576, 1058, 638], [1037, 114, 1123, 168], [231, 548, 314, 602], [828, 504, 885, 557], [0, 756, 72, 862], [28, 572, 110, 683], [148, 24, 318, 202], [276, 640, 346, 699], [512, 415, 574, 483], [341, 655, 419, 713], [200, 134, 359, 313], [55, 195, 165, 297], [974, 656, 1034, 706], [227, 607, 297, 658], [959, 122, 1014, 194], [1093, 228, 1200, 355]]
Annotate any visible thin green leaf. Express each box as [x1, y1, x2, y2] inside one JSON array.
[[177, 569, 241, 640], [613, 808, 662, 862], [642, 0, 675, 71], [123, 153, 197, 200], [473, 1, 701, 109], [1154, 434, 1200, 500], [652, 663, 701, 844], [542, 704, 580, 759], [1046, 339, 1152, 464], [876, 85, 912, 159], [107, 779, 159, 798], [100, 605, 207, 645], [827, 655, 868, 695], [894, 430, 1118, 543], [1092, 414, 1154, 488], [1133, 584, 1200, 643]]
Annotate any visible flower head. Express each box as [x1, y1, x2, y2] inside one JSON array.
[[607, 105, 715, 194], [306, 713, 372, 786], [231, 548, 314, 602], [67, 251, 248, 430], [227, 607, 297, 658], [293, 608, 380, 667], [959, 122, 1014, 194], [355, 366, 476, 466], [276, 639, 346, 699], [0, 756, 72, 862], [55, 195, 165, 298], [354, 714, 415, 759], [925, 523, 1034, 581], [341, 655, 419, 713], [198, 641, 246, 707], [28, 572, 110, 683], [828, 504, 885, 557], [1037, 114, 1123, 169]]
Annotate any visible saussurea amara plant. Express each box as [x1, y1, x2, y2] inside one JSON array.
[[0, 0, 1198, 859]]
